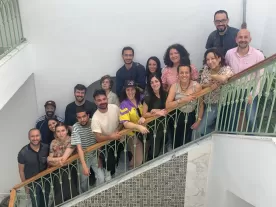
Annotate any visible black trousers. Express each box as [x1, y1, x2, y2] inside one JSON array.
[[174, 111, 196, 148], [52, 164, 78, 205]]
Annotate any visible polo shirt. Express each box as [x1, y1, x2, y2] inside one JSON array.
[[36, 115, 64, 145], [206, 26, 239, 56], [65, 100, 97, 126], [17, 143, 49, 180], [116, 62, 146, 96]]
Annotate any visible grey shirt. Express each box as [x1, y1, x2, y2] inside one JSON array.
[[206, 26, 239, 56]]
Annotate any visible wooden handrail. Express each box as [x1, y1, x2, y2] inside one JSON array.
[[8, 189, 16, 207], [8, 53, 276, 206], [228, 53, 276, 82]]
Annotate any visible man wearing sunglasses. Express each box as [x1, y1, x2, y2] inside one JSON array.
[[206, 10, 239, 56]]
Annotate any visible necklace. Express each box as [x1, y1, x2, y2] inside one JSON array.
[[180, 81, 190, 93]]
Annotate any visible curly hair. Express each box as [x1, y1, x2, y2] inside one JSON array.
[[119, 86, 141, 103], [145, 56, 162, 82], [203, 47, 226, 67], [163, 44, 191, 67]]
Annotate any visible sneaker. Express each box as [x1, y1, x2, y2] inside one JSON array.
[[166, 143, 173, 152]]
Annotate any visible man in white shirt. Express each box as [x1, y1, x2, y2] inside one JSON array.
[[91, 89, 122, 180]]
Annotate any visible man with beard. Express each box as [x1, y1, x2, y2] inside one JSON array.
[[206, 10, 239, 56], [65, 84, 97, 128], [116, 46, 146, 97], [91, 89, 122, 180], [225, 29, 265, 132], [36, 101, 64, 144], [18, 129, 50, 207]]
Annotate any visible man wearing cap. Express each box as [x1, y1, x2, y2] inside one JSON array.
[[116, 46, 146, 97], [35, 100, 64, 145]]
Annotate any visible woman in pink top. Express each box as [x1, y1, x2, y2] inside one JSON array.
[[161, 44, 199, 91]]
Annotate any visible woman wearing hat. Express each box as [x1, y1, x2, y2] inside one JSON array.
[[119, 80, 149, 168]]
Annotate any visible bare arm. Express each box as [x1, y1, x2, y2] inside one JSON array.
[[94, 132, 121, 142], [47, 153, 62, 167], [210, 74, 229, 83], [76, 144, 89, 176], [166, 84, 178, 109], [18, 164, 26, 182]]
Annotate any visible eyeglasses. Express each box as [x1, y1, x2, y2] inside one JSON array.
[[214, 19, 228, 24]]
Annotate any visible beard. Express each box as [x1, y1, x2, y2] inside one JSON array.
[[46, 111, 54, 117], [217, 25, 227, 32], [75, 96, 84, 102], [124, 59, 133, 65], [98, 103, 108, 110], [238, 42, 249, 49]]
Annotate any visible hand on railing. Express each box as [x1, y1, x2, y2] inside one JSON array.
[[137, 125, 149, 134]]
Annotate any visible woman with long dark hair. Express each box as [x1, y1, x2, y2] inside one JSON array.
[[145, 56, 162, 82], [162, 44, 199, 91], [142, 74, 168, 159], [197, 48, 233, 136]]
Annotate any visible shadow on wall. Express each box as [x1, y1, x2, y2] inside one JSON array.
[[86, 76, 116, 103]]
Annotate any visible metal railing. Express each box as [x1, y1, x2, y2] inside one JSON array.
[[8, 54, 276, 207], [0, 0, 24, 59]]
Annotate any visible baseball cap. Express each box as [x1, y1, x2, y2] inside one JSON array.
[[44, 100, 56, 108], [124, 80, 136, 88]]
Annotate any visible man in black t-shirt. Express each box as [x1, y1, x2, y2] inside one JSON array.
[[18, 128, 50, 207], [65, 84, 97, 128]]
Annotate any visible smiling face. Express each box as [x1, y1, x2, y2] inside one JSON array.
[[150, 76, 161, 92], [169, 48, 181, 65], [206, 52, 221, 70], [55, 126, 68, 140], [74, 89, 85, 103], [236, 29, 251, 49], [178, 66, 191, 83], [94, 94, 108, 110], [148, 59, 158, 74], [45, 105, 55, 118], [29, 129, 41, 147], [126, 87, 136, 101], [76, 111, 89, 126], [214, 13, 229, 32], [122, 49, 134, 65], [48, 119, 58, 132]]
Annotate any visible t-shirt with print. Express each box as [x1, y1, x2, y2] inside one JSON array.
[[92, 104, 120, 136], [200, 65, 233, 104], [50, 137, 72, 158], [119, 99, 143, 135], [71, 119, 96, 157]]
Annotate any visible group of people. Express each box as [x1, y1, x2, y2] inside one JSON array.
[[17, 9, 265, 207]]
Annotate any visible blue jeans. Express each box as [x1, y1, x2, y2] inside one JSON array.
[[197, 104, 218, 136]]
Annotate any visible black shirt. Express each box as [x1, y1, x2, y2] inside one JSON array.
[[36, 115, 64, 145], [64, 100, 97, 126], [116, 62, 146, 96], [206, 26, 239, 56], [17, 143, 49, 180]]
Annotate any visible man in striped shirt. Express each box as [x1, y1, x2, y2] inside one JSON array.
[[64, 107, 104, 193]]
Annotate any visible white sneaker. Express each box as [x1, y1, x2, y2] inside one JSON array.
[[105, 170, 112, 181], [166, 143, 173, 152]]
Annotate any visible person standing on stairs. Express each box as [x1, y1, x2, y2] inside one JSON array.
[[36, 100, 64, 145], [116, 46, 146, 97], [91, 89, 123, 181]]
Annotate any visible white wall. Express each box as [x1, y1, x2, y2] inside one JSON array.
[[206, 134, 276, 207], [0, 43, 35, 111], [18, 0, 243, 117], [0, 74, 38, 196], [260, 3, 276, 57]]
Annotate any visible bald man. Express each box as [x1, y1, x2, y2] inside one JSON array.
[[225, 29, 265, 133]]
